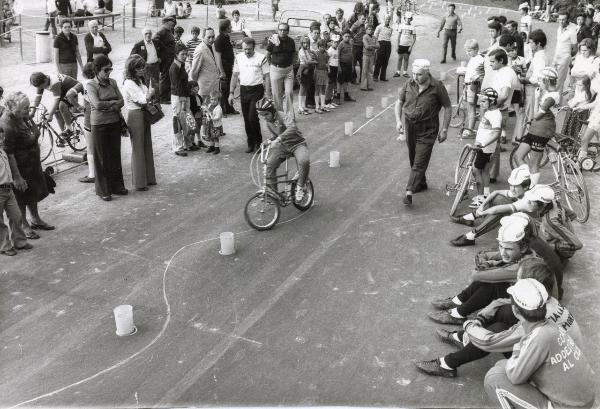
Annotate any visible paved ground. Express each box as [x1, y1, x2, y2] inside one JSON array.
[[1, 1, 600, 408]]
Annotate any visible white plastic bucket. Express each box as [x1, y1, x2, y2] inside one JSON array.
[[381, 96, 389, 108], [366, 106, 374, 118], [440, 71, 447, 81], [344, 121, 353, 135], [329, 151, 340, 168], [114, 305, 136, 336], [219, 232, 235, 256]]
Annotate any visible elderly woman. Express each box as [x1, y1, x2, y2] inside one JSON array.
[[84, 19, 112, 63], [122, 54, 156, 191], [86, 55, 126, 201], [0, 92, 54, 239]]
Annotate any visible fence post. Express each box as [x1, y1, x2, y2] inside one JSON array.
[[122, 4, 126, 43], [132, 0, 136, 28], [19, 14, 23, 60], [0, 0, 4, 47]]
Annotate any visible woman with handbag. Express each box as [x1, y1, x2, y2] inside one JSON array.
[[123, 54, 157, 192], [86, 55, 126, 202]]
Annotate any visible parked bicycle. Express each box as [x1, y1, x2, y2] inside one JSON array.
[[33, 104, 86, 162], [244, 141, 315, 231], [450, 73, 479, 132], [446, 143, 480, 216]]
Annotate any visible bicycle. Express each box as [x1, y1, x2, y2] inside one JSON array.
[[450, 73, 480, 131], [33, 104, 86, 162], [445, 143, 481, 216], [244, 141, 315, 231], [548, 135, 590, 223]]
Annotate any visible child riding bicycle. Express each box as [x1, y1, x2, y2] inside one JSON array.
[[255, 97, 310, 202]]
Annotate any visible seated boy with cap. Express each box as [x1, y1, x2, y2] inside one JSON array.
[[483, 278, 595, 409]]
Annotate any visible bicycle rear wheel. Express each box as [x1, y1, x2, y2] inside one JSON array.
[[561, 157, 590, 223], [509, 144, 554, 170], [244, 191, 280, 230], [66, 116, 87, 152], [39, 124, 53, 163], [292, 179, 314, 211], [450, 147, 473, 216], [450, 100, 466, 128]]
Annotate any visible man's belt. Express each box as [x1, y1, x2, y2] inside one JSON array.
[[271, 63, 291, 68], [0, 183, 14, 189]]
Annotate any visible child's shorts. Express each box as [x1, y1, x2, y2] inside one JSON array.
[[328, 66, 338, 83], [466, 81, 480, 104], [511, 89, 524, 107], [474, 150, 493, 170], [397, 45, 411, 54], [521, 133, 550, 152]]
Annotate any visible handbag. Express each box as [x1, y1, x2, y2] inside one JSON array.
[[145, 100, 165, 125]]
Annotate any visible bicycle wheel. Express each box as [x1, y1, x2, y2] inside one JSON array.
[[66, 116, 87, 152], [39, 124, 53, 163], [450, 100, 466, 128], [450, 148, 473, 216], [454, 144, 470, 184], [561, 157, 590, 223], [292, 179, 314, 211], [244, 191, 280, 231], [508, 144, 554, 170]]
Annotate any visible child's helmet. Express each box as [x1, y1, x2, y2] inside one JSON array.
[[256, 97, 275, 113], [541, 66, 558, 80], [478, 87, 498, 103]]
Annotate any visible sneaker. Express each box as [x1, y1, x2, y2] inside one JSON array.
[[402, 71, 409, 77], [393, 71, 401, 77], [427, 310, 466, 325], [436, 328, 464, 349], [315, 108, 323, 114], [295, 185, 305, 202], [468, 195, 485, 209], [403, 194, 412, 206], [450, 234, 475, 247], [430, 296, 458, 310], [415, 359, 457, 378]]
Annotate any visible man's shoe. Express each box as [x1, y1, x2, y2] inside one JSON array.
[[403, 194, 412, 206], [212, 147, 220, 155], [206, 146, 215, 153], [113, 189, 128, 196], [431, 296, 458, 310], [450, 215, 474, 227], [175, 150, 188, 157], [393, 71, 401, 77], [101, 195, 112, 202], [245, 146, 254, 153], [79, 176, 95, 183], [15, 243, 33, 250], [440, 60, 446, 64], [381, 78, 388, 81], [1, 248, 17, 256], [427, 310, 466, 325], [414, 182, 428, 193], [415, 359, 457, 378], [344, 95, 356, 102], [436, 328, 464, 349], [450, 234, 475, 247], [188, 145, 200, 151]]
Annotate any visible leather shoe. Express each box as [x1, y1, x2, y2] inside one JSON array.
[[78, 176, 95, 183], [175, 150, 188, 157], [415, 359, 457, 378], [101, 195, 112, 201], [431, 296, 458, 310], [440, 60, 446, 64], [188, 145, 200, 151], [31, 222, 55, 230], [450, 215, 474, 227], [436, 328, 464, 349], [427, 310, 466, 325], [15, 243, 33, 250], [113, 189, 128, 196], [450, 234, 475, 247], [1, 248, 17, 256], [403, 194, 412, 206]]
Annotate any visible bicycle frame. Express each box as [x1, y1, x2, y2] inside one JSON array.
[[257, 143, 297, 207]]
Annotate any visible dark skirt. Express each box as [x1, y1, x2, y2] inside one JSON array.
[[13, 143, 49, 206]]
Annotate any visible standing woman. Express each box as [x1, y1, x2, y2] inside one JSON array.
[[0, 92, 54, 239], [86, 55, 126, 201], [122, 55, 156, 191], [84, 19, 112, 63], [53, 19, 84, 79]]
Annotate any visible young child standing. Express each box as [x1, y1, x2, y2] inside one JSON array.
[[203, 91, 223, 154], [337, 30, 355, 103], [519, 3, 532, 35], [360, 25, 379, 91], [515, 67, 560, 186], [297, 36, 316, 115], [174, 26, 185, 48], [186, 26, 202, 71], [471, 88, 502, 208], [188, 80, 205, 150], [314, 39, 330, 114], [394, 12, 416, 78], [326, 38, 340, 107], [463, 39, 485, 138]]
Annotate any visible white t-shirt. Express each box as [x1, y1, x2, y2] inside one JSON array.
[[164, 1, 178, 17], [491, 65, 517, 111], [520, 15, 532, 33], [476, 108, 502, 153], [232, 52, 269, 87], [327, 46, 339, 67], [398, 24, 416, 47], [553, 24, 577, 65], [465, 54, 484, 83]]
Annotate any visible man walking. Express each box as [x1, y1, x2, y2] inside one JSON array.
[[230, 37, 271, 153], [154, 16, 176, 104], [395, 59, 451, 206], [437, 3, 462, 63], [130, 27, 161, 99]]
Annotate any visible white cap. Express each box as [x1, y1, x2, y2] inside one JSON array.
[[523, 184, 555, 204], [507, 278, 548, 310], [412, 59, 431, 71], [508, 164, 530, 185], [518, 2, 529, 10], [500, 213, 530, 229], [497, 222, 526, 243]]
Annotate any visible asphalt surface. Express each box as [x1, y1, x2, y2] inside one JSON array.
[[1, 1, 600, 408]]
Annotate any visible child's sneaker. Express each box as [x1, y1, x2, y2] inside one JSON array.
[[468, 195, 486, 209], [393, 71, 401, 77]]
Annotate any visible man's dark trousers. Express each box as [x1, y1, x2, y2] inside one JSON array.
[[374, 40, 391, 80], [240, 84, 264, 149], [405, 120, 436, 192], [442, 28, 457, 60], [159, 57, 174, 103]]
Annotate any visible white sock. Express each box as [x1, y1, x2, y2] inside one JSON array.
[[450, 308, 464, 319], [501, 129, 506, 139], [451, 332, 462, 344], [530, 172, 540, 186], [452, 296, 462, 305], [439, 356, 453, 370], [465, 231, 476, 240], [320, 94, 326, 108], [483, 187, 490, 196], [463, 213, 475, 221]]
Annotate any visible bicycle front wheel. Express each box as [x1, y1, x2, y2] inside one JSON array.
[[450, 101, 466, 128], [292, 179, 314, 211], [67, 116, 87, 152], [561, 157, 590, 223], [39, 125, 53, 163], [451, 148, 473, 216], [244, 191, 280, 231]]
